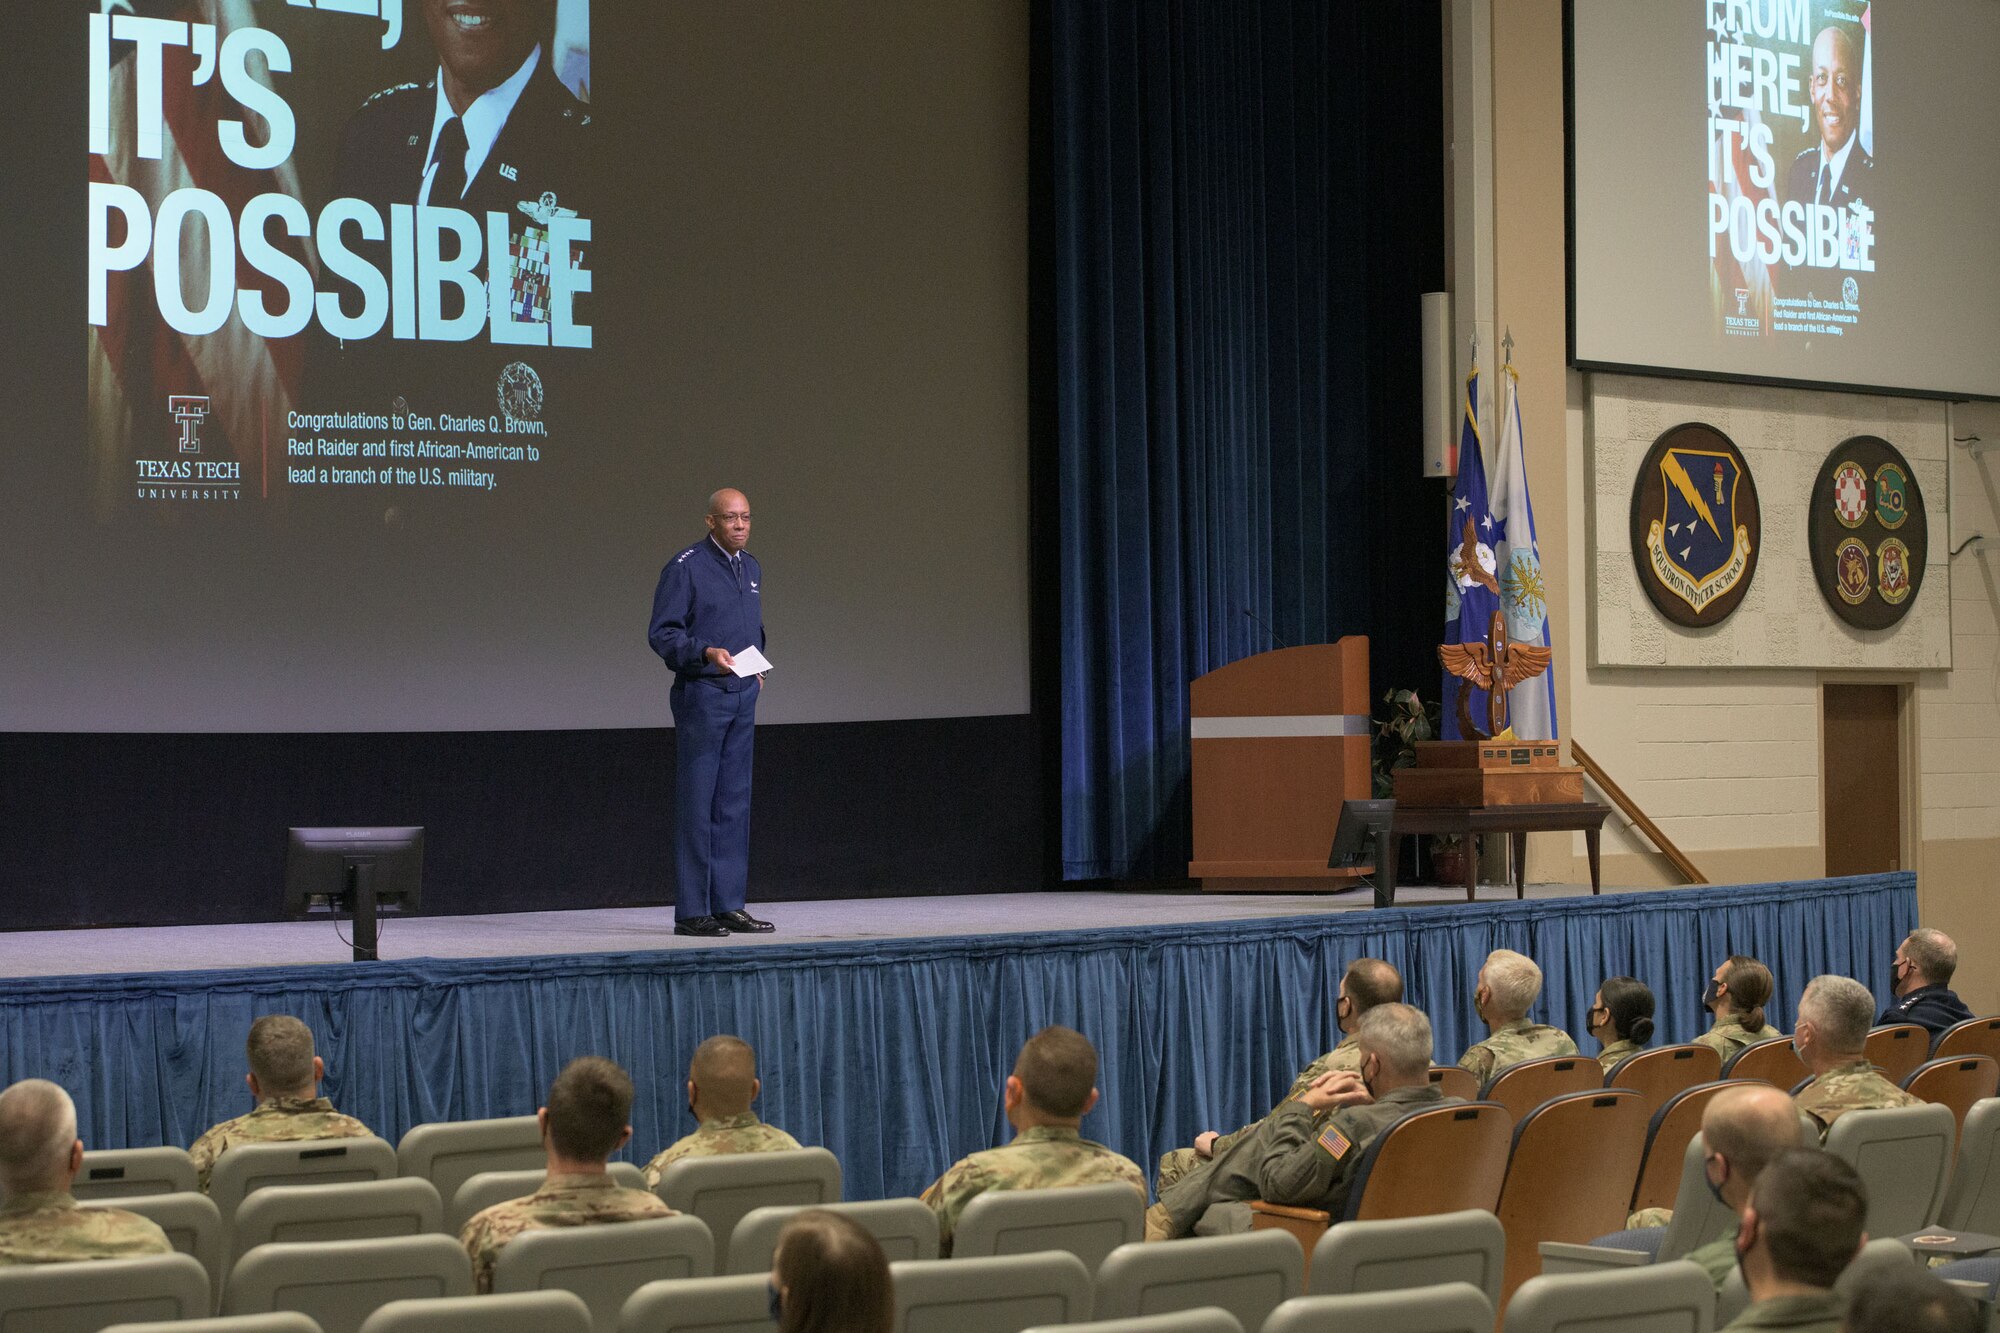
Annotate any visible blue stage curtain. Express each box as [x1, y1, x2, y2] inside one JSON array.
[[0, 875, 1912, 1201], [1051, 1, 1443, 879]]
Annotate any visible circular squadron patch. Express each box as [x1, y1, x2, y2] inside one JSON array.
[[1808, 436, 1927, 629], [1628, 422, 1761, 628]]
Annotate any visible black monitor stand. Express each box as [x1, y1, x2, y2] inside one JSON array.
[[342, 859, 380, 962]]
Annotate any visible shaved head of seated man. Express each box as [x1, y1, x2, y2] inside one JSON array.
[[189, 1014, 374, 1191], [1156, 957, 1403, 1192], [642, 1035, 802, 1187], [1792, 974, 1920, 1140], [0, 1079, 171, 1265], [1457, 949, 1578, 1085], [920, 1026, 1146, 1255], [1673, 1084, 1811, 1288]]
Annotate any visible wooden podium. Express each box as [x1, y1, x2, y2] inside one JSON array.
[[1188, 639, 1371, 890]]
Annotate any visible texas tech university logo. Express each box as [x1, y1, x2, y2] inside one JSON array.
[[169, 395, 210, 454]]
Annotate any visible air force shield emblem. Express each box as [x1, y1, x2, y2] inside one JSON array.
[[1645, 447, 1752, 614]]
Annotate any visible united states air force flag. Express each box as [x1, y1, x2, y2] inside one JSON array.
[[1490, 366, 1557, 740], [1442, 367, 1500, 742]]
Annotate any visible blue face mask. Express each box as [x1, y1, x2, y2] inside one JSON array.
[[768, 1279, 784, 1322]]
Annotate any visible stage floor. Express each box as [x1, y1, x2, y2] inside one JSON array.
[[0, 882, 1597, 978]]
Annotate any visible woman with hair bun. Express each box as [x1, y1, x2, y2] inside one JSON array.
[[1693, 955, 1785, 1060], [1589, 976, 1657, 1073]]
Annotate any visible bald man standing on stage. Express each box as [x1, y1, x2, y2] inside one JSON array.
[[650, 489, 775, 937]]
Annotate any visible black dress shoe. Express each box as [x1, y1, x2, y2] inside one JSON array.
[[716, 909, 775, 934], [674, 916, 729, 937]]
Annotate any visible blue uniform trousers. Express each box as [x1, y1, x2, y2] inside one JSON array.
[[670, 676, 758, 919]]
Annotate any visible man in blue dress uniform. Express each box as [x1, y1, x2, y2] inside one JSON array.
[[649, 489, 775, 937]]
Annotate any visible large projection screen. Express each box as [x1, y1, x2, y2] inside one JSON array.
[[1570, 0, 2000, 400], [0, 1, 1028, 733]]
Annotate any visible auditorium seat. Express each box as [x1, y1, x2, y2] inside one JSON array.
[[1866, 1023, 1934, 1085], [1824, 1102, 1956, 1236], [75, 1146, 199, 1200], [1310, 1209, 1504, 1307], [207, 1137, 400, 1229], [1021, 1310, 1243, 1333], [1493, 1089, 1648, 1307], [1720, 1037, 1808, 1090], [358, 1290, 592, 1333], [0, 1252, 210, 1332], [653, 1147, 840, 1272], [890, 1252, 1093, 1333], [1903, 1056, 2000, 1137], [1624, 1079, 1755, 1215], [726, 1197, 939, 1273], [1428, 1066, 1480, 1101], [1260, 1282, 1493, 1333], [221, 1234, 472, 1333], [1601, 1044, 1722, 1121], [616, 1274, 771, 1333], [1937, 1098, 2000, 1232], [1247, 1101, 1511, 1261], [102, 1316, 322, 1333], [1501, 1259, 1711, 1333], [490, 1214, 713, 1332], [1718, 1238, 1920, 1328], [953, 1182, 1144, 1271], [1543, 1131, 1735, 1273], [1091, 1231, 1297, 1329], [1936, 1017, 2000, 1061], [446, 1164, 649, 1234], [230, 1178, 443, 1268], [82, 1190, 226, 1307], [395, 1116, 545, 1207], [1480, 1056, 1603, 1126]]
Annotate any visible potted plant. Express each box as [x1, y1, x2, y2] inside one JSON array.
[[1371, 689, 1466, 884]]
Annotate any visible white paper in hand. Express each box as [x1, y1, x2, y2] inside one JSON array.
[[728, 645, 773, 678]]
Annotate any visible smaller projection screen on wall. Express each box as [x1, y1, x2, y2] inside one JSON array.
[[1569, 0, 2000, 400]]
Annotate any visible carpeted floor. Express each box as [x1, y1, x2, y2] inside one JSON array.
[[0, 881, 1596, 978]]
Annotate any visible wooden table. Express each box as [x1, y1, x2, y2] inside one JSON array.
[[1379, 802, 1611, 907]]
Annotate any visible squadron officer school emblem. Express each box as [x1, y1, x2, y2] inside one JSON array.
[[1628, 422, 1761, 628], [1808, 437, 1928, 630]]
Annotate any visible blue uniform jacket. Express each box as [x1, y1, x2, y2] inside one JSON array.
[[649, 537, 765, 693], [1880, 984, 1974, 1037]]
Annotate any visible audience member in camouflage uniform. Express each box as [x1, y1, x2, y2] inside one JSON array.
[[1629, 1084, 1804, 1283], [1719, 1149, 1864, 1333], [460, 1056, 675, 1292], [0, 1079, 171, 1265], [1590, 976, 1657, 1075], [189, 1015, 374, 1191], [642, 1036, 802, 1187], [1154, 959, 1402, 1192], [1792, 974, 1921, 1139], [1457, 950, 1578, 1085], [919, 1026, 1144, 1256], [1146, 1004, 1453, 1240], [1693, 956, 1785, 1062]]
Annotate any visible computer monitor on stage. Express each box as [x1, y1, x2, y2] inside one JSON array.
[[285, 827, 424, 960], [1328, 799, 1394, 870]]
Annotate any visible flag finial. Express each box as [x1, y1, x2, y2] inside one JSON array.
[[1502, 326, 1514, 368]]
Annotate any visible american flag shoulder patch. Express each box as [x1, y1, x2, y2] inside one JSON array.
[[1316, 1123, 1352, 1160]]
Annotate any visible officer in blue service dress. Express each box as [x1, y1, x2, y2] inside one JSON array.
[[649, 490, 775, 938]]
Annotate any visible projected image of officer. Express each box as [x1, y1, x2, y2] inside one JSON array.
[[1785, 25, 1870, 214]]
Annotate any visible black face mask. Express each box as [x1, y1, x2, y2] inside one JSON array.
[[768, 1279, 784, 1322], [1702, 980, 1723, 1021], [1704, 1157, 1729, 1208]]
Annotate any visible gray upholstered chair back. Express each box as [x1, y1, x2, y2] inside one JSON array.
[[1311, 1208, 1505, 1306], [356, 1290, 592, 1333], [394, 1116, 544, 1206], [653, 1147, 841, 1273], [1501, 1260, 1714, 1333], [952, 1182, 1144, 1272], [76, 1147, 199, 1200], [726, 1196, 939, 1274], [890, 1252, 1094, 1333], [1823, 1102, 1957, 1236], [1262, 1283, 1494, 1333], [490, 1214, 714, 1333], [220, 1234, 473, 1333], [1092, 1230, 1298, 1330], [0, 1253, 210, 1333], [615, 1274, 773, 1333]]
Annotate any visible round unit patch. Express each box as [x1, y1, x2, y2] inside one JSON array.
[[1831, 461, 1869, 528], [1808, 436, 1927, 630], [1628, 422, 1761, 628]]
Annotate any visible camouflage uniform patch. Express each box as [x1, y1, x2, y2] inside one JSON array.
[[1597, 1039, 1643, 1075], [1691, 1018, 1784, 1063], [0, 1191, 172, 1265], [1154, 1036, 1363, 1192], [1457, 1019, 1579, 1086], [920, 1125, 1145, 1256], [1794, 1057, 1923, 1138], [459, 1171, 676, 1293], [642, 1112, 803, 1187], [189, 1096, 374, 1192]]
